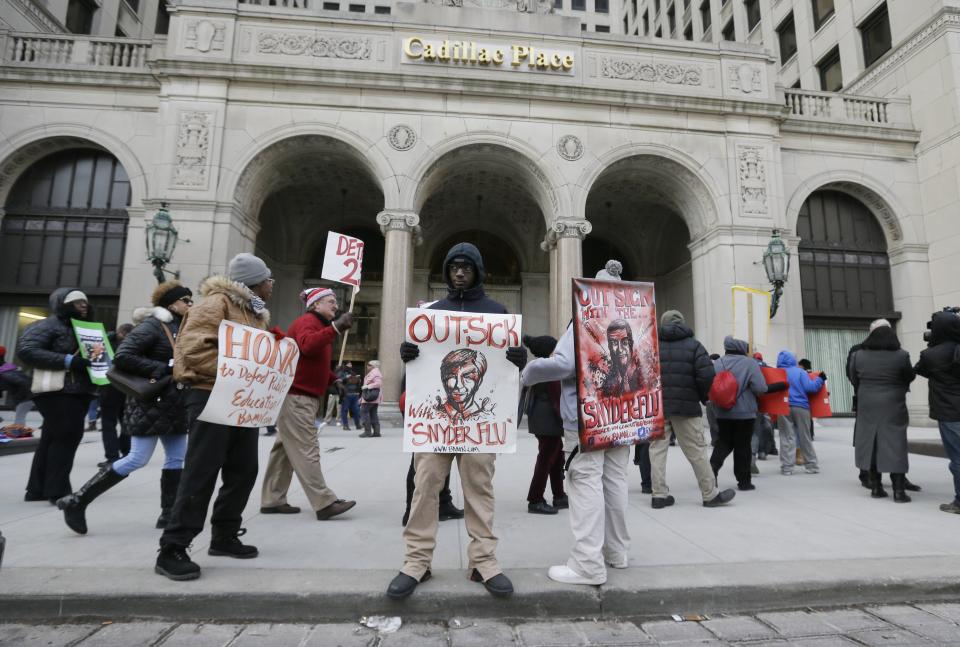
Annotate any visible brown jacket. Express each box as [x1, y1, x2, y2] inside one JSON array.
[[173, 275, 270, 389]]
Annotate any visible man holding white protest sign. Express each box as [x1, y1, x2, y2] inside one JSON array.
[[387, 242, 527, 601], [156, 253, 280, 582]]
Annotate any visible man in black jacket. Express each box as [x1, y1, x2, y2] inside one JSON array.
[[649, 310, 735, 509], [915, 311, 960, 513], [387, 242, 527, 601]]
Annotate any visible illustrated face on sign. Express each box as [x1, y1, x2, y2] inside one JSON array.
[[440, 349, 487, 415], [448, 257, 476, 291], [607, 320, 634, 375]]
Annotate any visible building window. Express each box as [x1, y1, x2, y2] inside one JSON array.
[[572, 0, 585, 9], [667, 5, 675, 33], [643, 11, 649, 34], [581, 23, 587, 30], [114, 25, 126, 37], [700, 0, 711, 30], [777, 13, 797, 63], [811, 0, 834, 31], [744, 0, 760, 32], [683, 23, 693, 40], [817, 46, 842, 91], [374, 5, 390, 12], [595, 0, 608, 13], [323, 2, 339, 8], [348, 3, 364, 11], [860, 3, 891, 68], [66, 0, 96, 35], [655, 0, 660, 14], [124, 0, 140, 13], [655, 26, 662, 38], [596, 24, 610, 32], [155, 0, 170, 34], [554, 0, 562, 7], [721, 19, 734, 41], [631, 0, 637, 16]]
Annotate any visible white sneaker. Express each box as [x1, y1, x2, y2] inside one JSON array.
[[605, 558, 628, 569], [547, 565, 606, 586]]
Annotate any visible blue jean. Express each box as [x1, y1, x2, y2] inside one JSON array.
[[938, 421, 960, 504], [87, 398, 99, 423], [340, 393, 361, 428], [112, 435, 187, 476]]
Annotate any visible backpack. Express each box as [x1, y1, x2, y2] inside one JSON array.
[[708, 358, 739, 410]]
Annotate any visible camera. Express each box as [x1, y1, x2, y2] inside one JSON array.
[[923, 307, 960, 344]]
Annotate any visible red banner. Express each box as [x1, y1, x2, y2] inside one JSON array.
[[572, 278, 664, 452], [758, 366, 789, 416], [807, 371, 832, 418]]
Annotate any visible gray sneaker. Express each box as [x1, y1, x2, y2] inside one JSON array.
[[703, 489, 736, 507], [781, 468, 794, 476], [804, 465, 820, 474], [940, 502, 960, 514]]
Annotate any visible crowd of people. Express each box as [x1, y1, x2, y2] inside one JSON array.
[[6, 240, 960, 598]]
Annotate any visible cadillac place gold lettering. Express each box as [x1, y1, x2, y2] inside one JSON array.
[[403, 37, 574, 71]]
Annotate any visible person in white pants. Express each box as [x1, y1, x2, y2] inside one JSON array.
[[520, 261, 631, 586]]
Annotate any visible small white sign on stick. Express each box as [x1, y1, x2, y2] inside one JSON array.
[[198, 321, 300, 428], [321, 231, 364, 288]]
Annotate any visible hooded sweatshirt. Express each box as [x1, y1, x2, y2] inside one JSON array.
[[429, 242, 508, 315], [658, 311, 714, 417], [713, 336, 769, 420], [915, 312, 960, 421], [776, 350, 824, 410]]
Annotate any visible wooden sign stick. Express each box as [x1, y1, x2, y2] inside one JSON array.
[[337, 287, 358, 366]]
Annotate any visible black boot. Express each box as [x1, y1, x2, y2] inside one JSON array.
[[904, 477, 922, 492], [156, 469, 181, 529], [892, 473, 912, 503], [56, 467, 127, 535], [372, 420, 381, 437], [859, 469, 871, 489], [439, 500, 465, 521], [869, 469, 887, 499], [155, 544, 200, 581], [208, 528, 258, 559]]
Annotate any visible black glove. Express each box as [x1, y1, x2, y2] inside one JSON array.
[[150, 365, 172, 380], [69, 356, 91, 374], [400, 341, 419, 363], [819, 371, 827, 382], [333, 312, 354, 332], [766, 381, 788, 393], [506, 346, 528, 370]]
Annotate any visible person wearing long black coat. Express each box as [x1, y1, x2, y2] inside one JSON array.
[[523, 335, 567, 515], [19, 288, 97, 503], [847, 323, 916, 502], [56, 281, 193, 534]]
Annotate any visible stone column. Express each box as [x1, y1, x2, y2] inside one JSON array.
[[376, 210, 420, 402], [543, 220, 592, 338]]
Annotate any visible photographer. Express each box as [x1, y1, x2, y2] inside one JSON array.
[[915, 310, 960, 514]]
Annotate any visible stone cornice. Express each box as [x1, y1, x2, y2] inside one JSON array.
[[0, 67, 160, 90], [779, 119, 920, 147], [846, 8, 960, 95]]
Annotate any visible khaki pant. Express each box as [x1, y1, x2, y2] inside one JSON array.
[[401, 452, 499, 580], [651, 415, 720, 501], [261, 393, 338, 512]]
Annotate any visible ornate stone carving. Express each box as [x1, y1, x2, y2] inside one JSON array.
[[257, 32, 371, 59], [729, 63, 762, 94], [185, 20, 226, 53], [737, 145, 768, 215], [600, 58, 703, 85], [829, 182, 903, 242], [171, 111, 213, 189], [557, 135, 583, 161], [377, 211, 420, 234], [388, 125, 417, 151], [541, 219, 592, 250]]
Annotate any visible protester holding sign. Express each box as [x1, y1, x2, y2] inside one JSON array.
[[260, 287, 357, 521], [387, 242, 527, 601], [521, 261, 637, 587], [18, 289, 97, 504], [156, 253, 274, 581]]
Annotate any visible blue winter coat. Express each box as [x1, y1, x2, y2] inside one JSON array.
[[776, 350, 823, 410]]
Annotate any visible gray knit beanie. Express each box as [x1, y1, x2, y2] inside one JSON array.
[[228, 253, 271, 287]]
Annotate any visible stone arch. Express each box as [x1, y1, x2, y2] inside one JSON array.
[[576, 144, 723, 239], [785, 171, 913, 250], [0, 125, 148, 208]]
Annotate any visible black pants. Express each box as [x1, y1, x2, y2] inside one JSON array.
[[527, 435, 565, 503], [26, 393, 89, 499], [100, 400, 130, 461], [405, 455, 454, 511], [711, 418, 755, 486], [160, 390, 259, 548], [634, 442, 652, 489]]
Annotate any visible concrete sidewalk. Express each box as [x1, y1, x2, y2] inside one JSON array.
[[2, 416, 959, 622]]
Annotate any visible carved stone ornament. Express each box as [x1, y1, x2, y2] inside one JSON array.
[[185, 20, 226, 53], [737, 146, 768, 215], [557, 135, 583, 161], [541, 219, 592, 250], [171, 111, 213, 189], [257, 32, 371, 59], [376, 211, 420, 234], [600, 58, 703, 85], [425, 0, 554, 12], [829, 182, 902, 242], [388, 125, 417, 151], [729, 63, 762, 94]]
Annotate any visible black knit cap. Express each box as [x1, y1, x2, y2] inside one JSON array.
[[523, 334, 557, 359], [157, 284, 193, 308]]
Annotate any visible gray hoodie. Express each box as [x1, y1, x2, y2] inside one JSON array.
[[713, 335, 769, 420]]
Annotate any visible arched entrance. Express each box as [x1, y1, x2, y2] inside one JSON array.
[[238, 135, 385, 362], [0, 147, 131, 359], [797, 189, 896, 414], [584, 155, 697, 329]]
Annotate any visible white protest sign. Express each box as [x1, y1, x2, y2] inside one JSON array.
[[198, 321, 300, 427], [321, 231, 364, 288], [403, 308, 522, 454], [732, 285, 771, 352]]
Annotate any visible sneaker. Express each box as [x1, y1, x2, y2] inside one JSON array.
[[547, 564, 605, 586], [781, 468, 794, 476], [155, 545, 201, 581], [757, 452, 767, 461], [605, 557, 628, 569], [703, 489, 736, 507], [528, 501, 558, 515], [651, 495, 675, 509], [804, 465, 820, 474], [737, 483, 756, 491], [552, 495, 569, 509], [939, 502, 960, 514], [751, 457, 759, 474], [208, 529, 258, 559]]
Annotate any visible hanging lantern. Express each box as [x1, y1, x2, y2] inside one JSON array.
[[145, 202, 179, 283], [763, 230, 790, 318]]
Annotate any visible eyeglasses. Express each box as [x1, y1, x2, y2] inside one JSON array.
[[449, 262, 475, 273], [179, 297, 194, 305]]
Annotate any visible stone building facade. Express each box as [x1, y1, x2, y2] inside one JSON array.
[[0, 0, 954, 418]]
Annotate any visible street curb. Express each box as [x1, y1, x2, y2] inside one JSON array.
[[4, 557, 960, 623]]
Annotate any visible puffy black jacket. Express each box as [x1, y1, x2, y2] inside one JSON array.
[[526, 382, 563, 437], [16, 287, 95, 397], [429, 242, 508, 315], [915, 312, 960, 421], [115, 306, 187, 437], [658, 323, 715, 417]]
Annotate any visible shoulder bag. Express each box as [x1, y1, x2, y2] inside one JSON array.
[[106, 322, 176, 401]]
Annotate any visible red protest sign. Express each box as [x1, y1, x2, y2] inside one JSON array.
[[321, 231, 364, 288], [758, 366, 789, 416], [807, 371, 832, 418], [572, 277, 664, 452]]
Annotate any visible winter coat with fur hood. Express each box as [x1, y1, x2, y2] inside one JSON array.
[[173, 275, 270, 390], [115, 306, 187, 436]]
